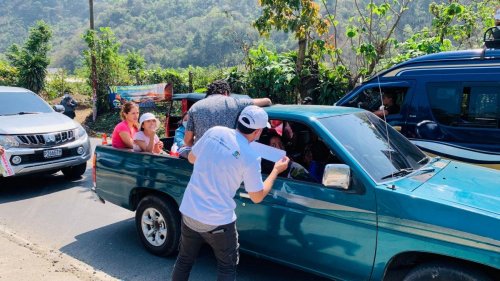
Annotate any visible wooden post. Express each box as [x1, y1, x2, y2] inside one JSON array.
[[89, 0, 98, 121], [188, 71, 194, 93]]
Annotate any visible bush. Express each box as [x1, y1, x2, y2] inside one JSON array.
[[0, 60, 18, 86]]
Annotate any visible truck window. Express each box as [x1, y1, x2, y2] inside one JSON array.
[[259, 120, 342, 183], [427, 83, 500, 128]]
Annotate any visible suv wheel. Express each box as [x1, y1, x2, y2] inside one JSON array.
[[135, 195, 180, 256], [61, 162, 87, 179]]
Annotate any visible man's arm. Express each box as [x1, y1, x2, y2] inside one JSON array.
[[187, 150, 197, 164], [184, 130, 194, 147], [252, 98, 272, 107], [248, 157, 289, 203]]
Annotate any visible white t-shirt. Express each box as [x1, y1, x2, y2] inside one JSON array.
[[180, 126, 264, 226], [133, 131, 160, 152]]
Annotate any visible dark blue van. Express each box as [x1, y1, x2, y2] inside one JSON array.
[[335, 47, 500, 169]]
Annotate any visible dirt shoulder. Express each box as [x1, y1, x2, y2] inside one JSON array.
[[0, 226, 116, 281]]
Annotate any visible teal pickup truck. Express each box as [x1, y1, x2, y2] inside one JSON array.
[[93, 105, 500, 281]]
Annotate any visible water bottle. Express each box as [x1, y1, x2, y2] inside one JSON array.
[[170, 143, 179, 157]]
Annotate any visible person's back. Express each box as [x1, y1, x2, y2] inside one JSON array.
[[186, 94, 253, 143], [184, 79, 271, 147]]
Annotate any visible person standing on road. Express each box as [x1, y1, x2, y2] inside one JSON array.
[[60, 91, 78, 119], [183, 80, 272, 146], [171, 106, 290, 281]]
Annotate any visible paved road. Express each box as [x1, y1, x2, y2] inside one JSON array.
[[0, 139, 329, 281]]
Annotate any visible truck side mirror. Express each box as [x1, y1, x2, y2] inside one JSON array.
[[322, 164, 350, 190], [53, 105, 65, 113]]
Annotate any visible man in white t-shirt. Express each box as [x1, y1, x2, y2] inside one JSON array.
[[171, 106, 289, 281]]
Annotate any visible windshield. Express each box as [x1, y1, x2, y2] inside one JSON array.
[[319, 112, 427, 182], [0, 91, 53, 115]]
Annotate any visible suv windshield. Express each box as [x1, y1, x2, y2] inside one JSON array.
[[319, 112, 427, 182], [0, 91, 53, 115]]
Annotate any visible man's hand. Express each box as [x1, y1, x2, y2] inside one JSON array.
[[273, 157, 290, 174], [0, 145, 4, 155]]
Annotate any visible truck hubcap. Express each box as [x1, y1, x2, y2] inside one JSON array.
[[141, 207, 167, 246]]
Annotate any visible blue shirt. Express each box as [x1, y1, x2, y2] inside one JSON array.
[[174, 125, 185, 147]]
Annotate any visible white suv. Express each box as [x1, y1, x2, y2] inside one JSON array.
[[0, 86, 91, 178]]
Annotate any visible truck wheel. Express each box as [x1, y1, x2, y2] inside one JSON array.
[[403, 262, 491, 281], [135, 195, 180, 256], [61, 162, 87, 179]]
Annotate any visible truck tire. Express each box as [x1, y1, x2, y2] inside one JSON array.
[[135, 195, 180, 256], [61, 162, 87, 179], [403, 262, 491, 281]]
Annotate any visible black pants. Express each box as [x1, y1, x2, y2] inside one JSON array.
[[171, 220, 239, 281], [63, 111, 75, 119]]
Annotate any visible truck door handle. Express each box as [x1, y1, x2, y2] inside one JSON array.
[[409, 114, 416, 118]]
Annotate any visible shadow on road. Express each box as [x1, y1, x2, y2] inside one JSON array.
[[0, 170, 89, 204], [60, 218, 329, 281]]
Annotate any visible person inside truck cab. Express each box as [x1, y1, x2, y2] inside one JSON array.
[[112, 102, 139, 149], [373, 92, 400, 118]]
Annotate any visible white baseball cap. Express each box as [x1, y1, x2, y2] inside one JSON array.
[[238, 105, 271, 129], [139, 112, 159, 130]]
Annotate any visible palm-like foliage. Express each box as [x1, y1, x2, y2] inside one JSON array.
[[7, 21, 52, 94]]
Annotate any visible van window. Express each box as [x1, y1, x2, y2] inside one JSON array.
[[427, 83, 499, 128], [344, 86, 407, 114]]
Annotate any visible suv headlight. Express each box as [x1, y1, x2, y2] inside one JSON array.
[[75, 125, 87, 140], [0, 135, 20, 149]]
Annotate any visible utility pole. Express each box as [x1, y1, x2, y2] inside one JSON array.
[[89, 0, 98, 121]]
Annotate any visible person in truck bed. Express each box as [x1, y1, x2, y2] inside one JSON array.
[[183, 80, 272, 146], [133, 112, 164, 154], [111, 102, 139, 149]]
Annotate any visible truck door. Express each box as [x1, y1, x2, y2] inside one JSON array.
[[235, 119, 377, 280]]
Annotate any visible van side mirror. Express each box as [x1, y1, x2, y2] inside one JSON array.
[[322, 164, 350, 190], [53, 105, 65, 113]]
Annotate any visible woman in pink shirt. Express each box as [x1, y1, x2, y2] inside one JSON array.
[[112, 102, 140, 149]]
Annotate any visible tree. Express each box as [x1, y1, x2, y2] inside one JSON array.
[[83, 27, 129, 114], [126, 49, 146, 84], [254, 0, 330, 100], [7, 21, 52, 94], [328, 0, 414, 88]]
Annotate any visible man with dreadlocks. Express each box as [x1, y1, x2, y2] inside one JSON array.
[[183, 79, 271, 146]]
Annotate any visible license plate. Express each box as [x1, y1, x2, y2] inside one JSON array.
[[43, 149, 62, 159]]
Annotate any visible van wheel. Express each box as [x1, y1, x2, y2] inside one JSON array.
[[61, 162, 87, 179], [403, 262, 491, 281], [135, 195, 180, 256]]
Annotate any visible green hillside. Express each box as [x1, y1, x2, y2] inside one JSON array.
[[0, 0, 484, 71]]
